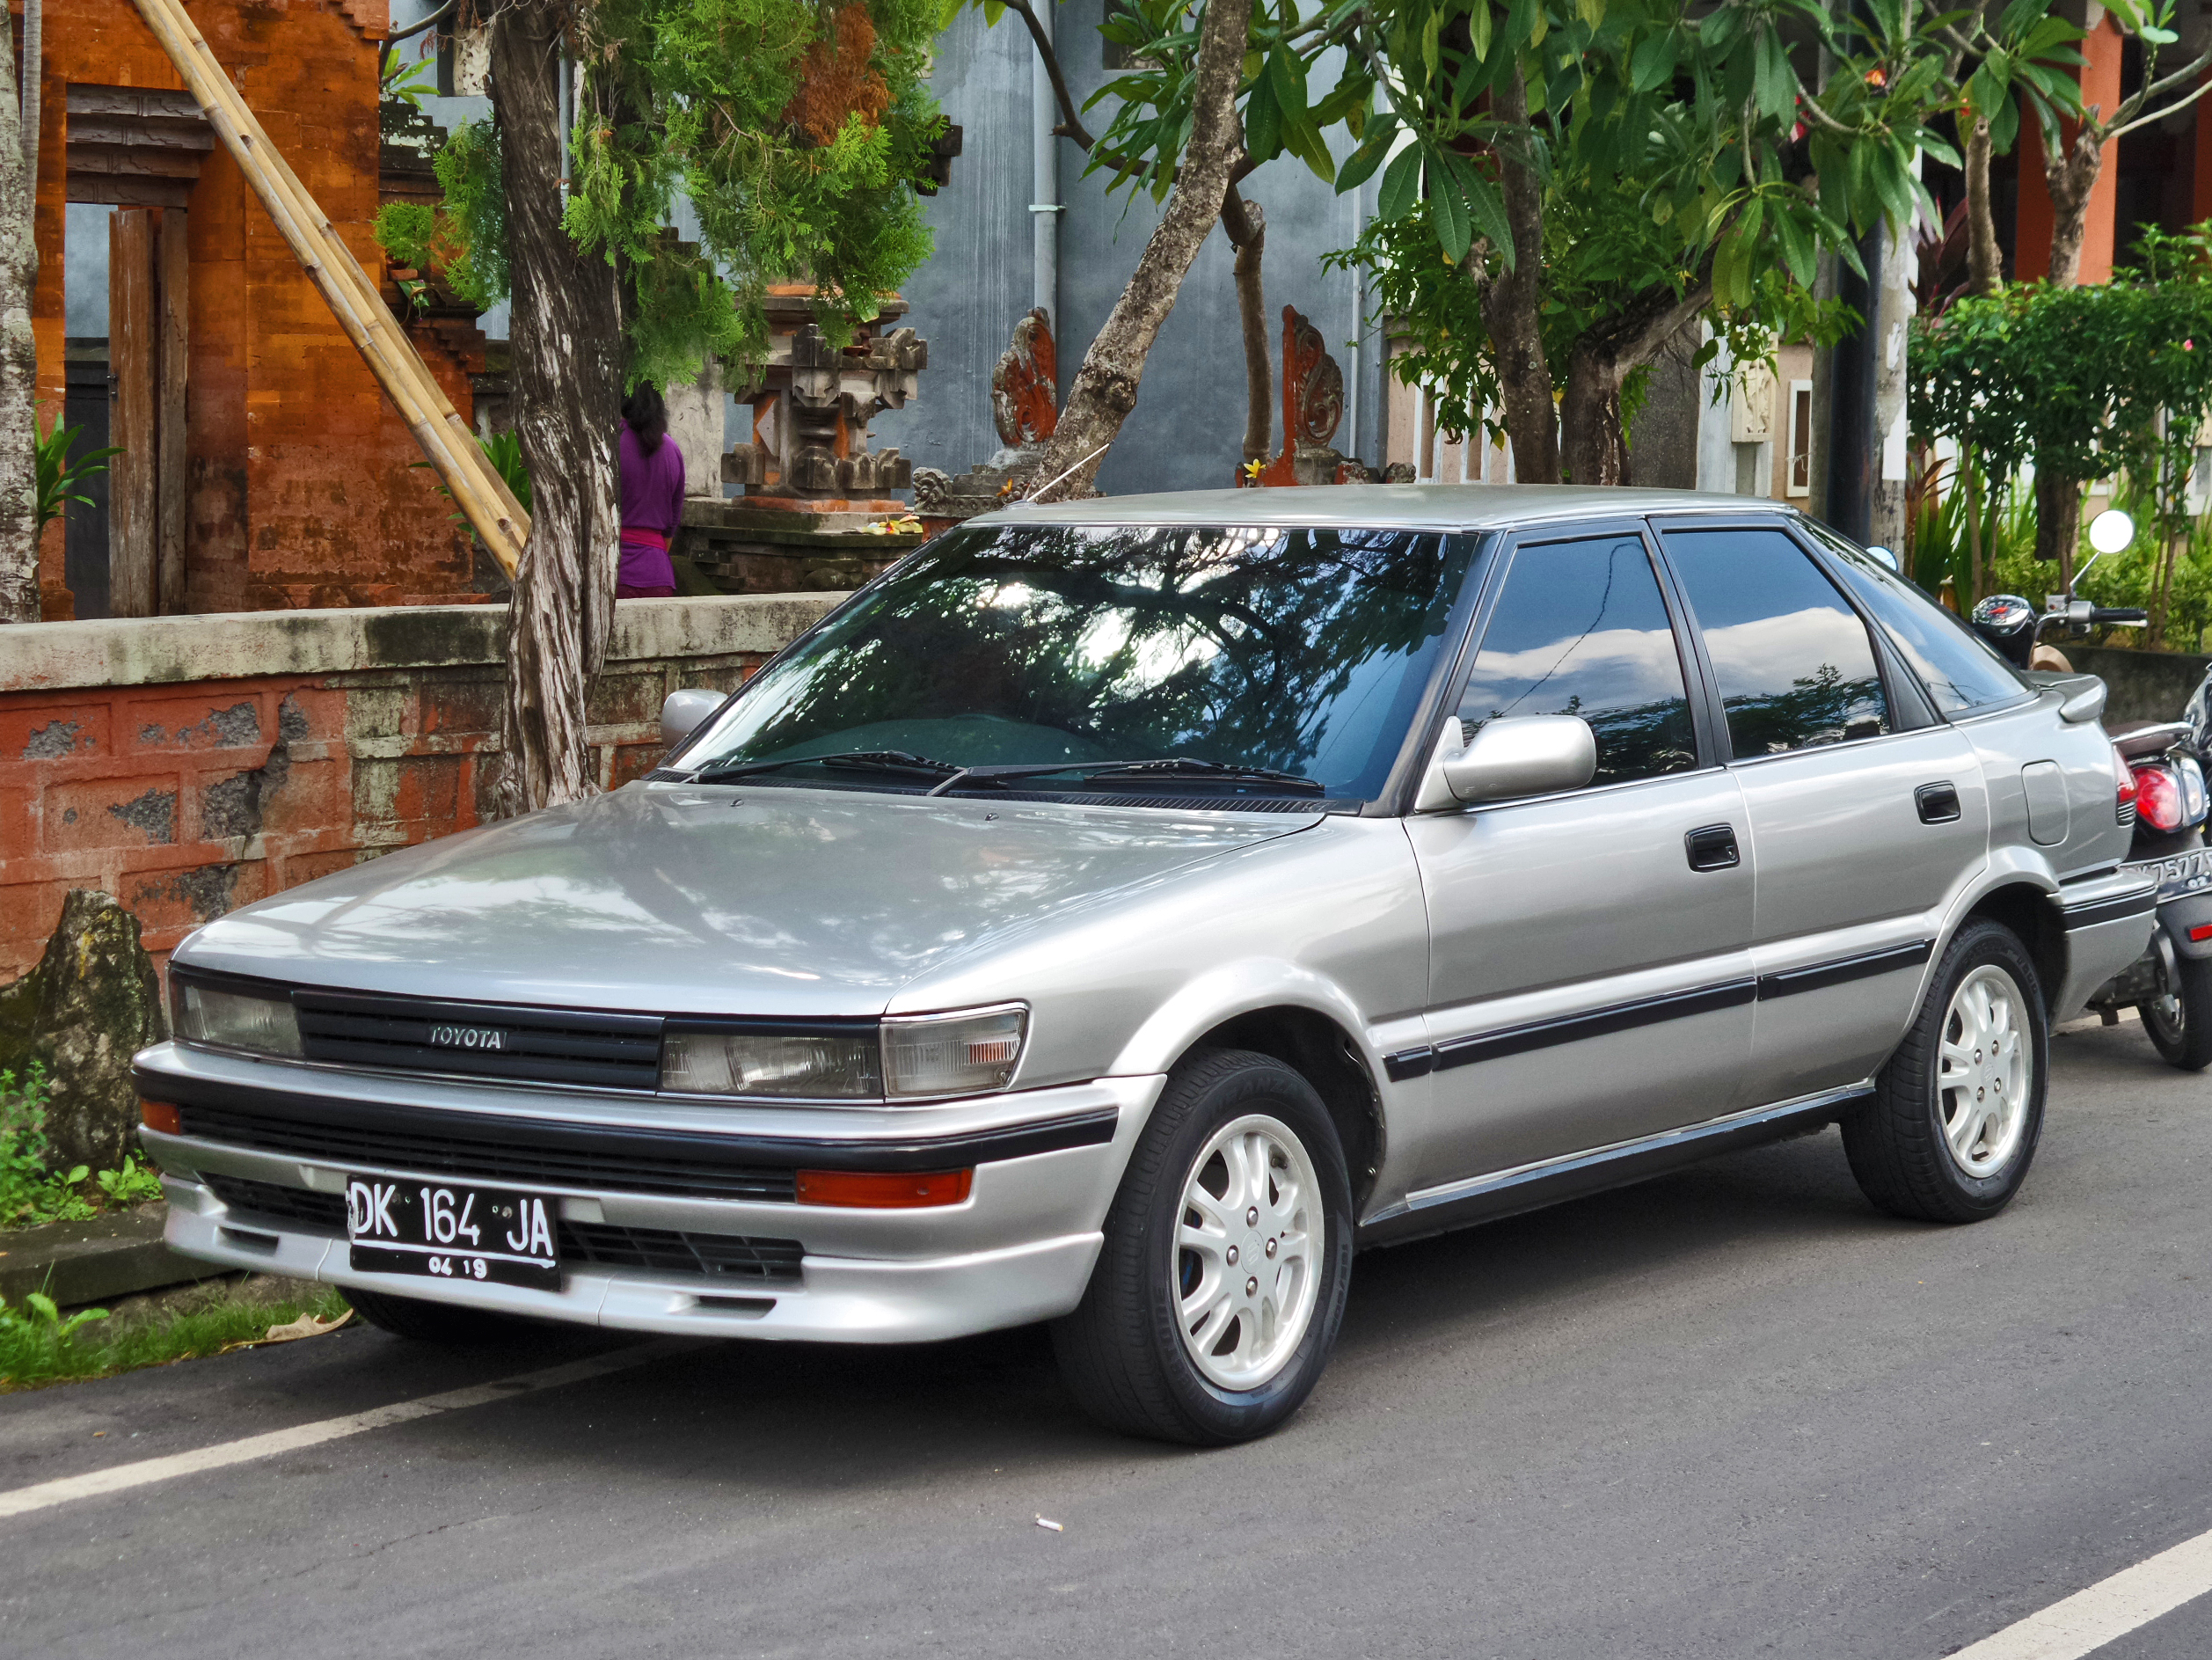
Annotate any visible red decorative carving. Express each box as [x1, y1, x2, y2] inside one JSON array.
[[991, 308, 1059, 449], [1248, 306, 1346, 487]]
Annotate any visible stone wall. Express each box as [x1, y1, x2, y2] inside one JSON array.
[[2070, 647, 2212, 726], [0, 595, 837, 979]]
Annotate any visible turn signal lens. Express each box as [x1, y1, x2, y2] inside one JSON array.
[[2135, 763, 2184, 834], [140, 1100, 181, 1136], [794, 1168, 974, 1209], [2116, 745, 2139, 823], [881, 1006, 1027, 1099]]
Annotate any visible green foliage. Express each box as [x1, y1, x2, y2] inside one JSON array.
[[0, 1283, 354, 1392], [34, 417, 120, 543], [402, 0, 943, 390], [477, 429, 532, 515], [1, 1066, 164, 1230], [380, 46, 442, 110]]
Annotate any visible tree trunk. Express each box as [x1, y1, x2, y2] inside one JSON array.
[[488, 0, 623, 814], [22, 0, 39, 186], [2040, 131, 2104, 289], [1559, 354, 1627, 486], [1225, 194, 1270, 467], [1963, 113, 2002, 296], [1964, 450, 1985, 602], [2033, 468, 2080, 581], [0, 23, 36, 626], [1480, 60, 1559, 483], [1029, 0, 1254, 501]]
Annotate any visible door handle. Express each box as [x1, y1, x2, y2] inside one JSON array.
[[1684, 823, 1741, 872], [1916, 782, 1962, 823]]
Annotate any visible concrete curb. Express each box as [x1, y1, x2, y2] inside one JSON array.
[[0, 1205, 222, 1308]]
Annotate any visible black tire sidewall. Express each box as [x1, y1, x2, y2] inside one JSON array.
[[2142, 950, 2212, 1071], [1914, 924, 2048, 1213], [1133, 1055, 1354, 1442]]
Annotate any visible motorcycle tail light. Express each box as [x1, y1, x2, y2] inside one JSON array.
[[2134, 762, 2184, 834], [2116, 745, 2138, 825], [2180, 756, 2209, 827]]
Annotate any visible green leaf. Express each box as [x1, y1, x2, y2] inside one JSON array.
[[1334, 126, 1398, 194], [1378, 142, 1425, 222], [1631, 30, 1675, 91], [1428, 145, 1472, 260], [1754, 28, 1795, 124], [1776, 208, 1814, 288], [1421, 9, 1441, 81], [1470, 0, 1493, 61], [1245, 78, 1282, 161]]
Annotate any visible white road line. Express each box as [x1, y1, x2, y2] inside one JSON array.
[[1951, 1527, 2212, 1659], [0, 1339, 689, 1522]]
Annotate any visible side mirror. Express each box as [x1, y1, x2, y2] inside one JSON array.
[[1420, 714, 1597, 808], [661, 688, 725, 750], [1865, 545, 1901, 574]]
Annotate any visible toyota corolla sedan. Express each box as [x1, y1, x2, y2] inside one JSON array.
[[135, 486, 2154, 1444]]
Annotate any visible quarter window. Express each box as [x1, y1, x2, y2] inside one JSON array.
[[1662, 527, 1892, 757], [1457, 535, 1698, 788]]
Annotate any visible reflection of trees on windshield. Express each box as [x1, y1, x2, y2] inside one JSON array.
[[699, 524, 1471, 798], [1720, 662, 1888, 755]]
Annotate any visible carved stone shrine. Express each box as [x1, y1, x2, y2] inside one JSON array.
[[681, 286, 929, 592], [913, 307, 1065, 534], [1239, 306, 1401, 488]]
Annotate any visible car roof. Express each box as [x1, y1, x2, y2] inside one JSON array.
[[971, 483, 1803, 533]]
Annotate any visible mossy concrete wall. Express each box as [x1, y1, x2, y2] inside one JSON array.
[[2069, 647, 2212, 726], [0, 595, 836, 978]]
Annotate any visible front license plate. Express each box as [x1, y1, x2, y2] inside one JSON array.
[[346, 1176, 559, 1289]]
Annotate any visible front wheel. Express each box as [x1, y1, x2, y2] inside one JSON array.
[[1051, 1049, 1354, 1445], [1842, 919, 2048, 1224], [2141, 945, 2212, 1071]]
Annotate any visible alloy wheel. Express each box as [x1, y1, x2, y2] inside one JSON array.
[[1938, 964, 2033, 1179], [1174, 1114, 1323, 1391]]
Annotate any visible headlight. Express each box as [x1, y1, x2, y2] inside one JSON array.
[[882, 1006, 1026, 1098], [661, 1026, 883, 1100], [661, 1005, 1027, 1101], [175, 978, 302, 1057]]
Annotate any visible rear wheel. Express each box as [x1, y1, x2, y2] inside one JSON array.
[[2141, 947, 2212, 1071], [1051, 1049, 1354, 1445], [1843, 919, 2048, 1223], [342, 1286, 537, 1345]]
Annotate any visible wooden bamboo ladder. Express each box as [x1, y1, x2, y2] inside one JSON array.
[[128, 0, 532, 579]]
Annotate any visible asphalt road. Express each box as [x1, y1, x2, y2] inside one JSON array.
[[5, 1016, 2212, 1660]]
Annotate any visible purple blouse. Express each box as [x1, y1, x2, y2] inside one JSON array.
[[618, 426, 685, 590]]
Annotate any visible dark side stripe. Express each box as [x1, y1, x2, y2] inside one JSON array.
[[1387, 939, 1937, 1079], [2060, 887, 2160, 931]]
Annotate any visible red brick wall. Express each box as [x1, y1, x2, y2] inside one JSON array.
[[28, 0, 489, 617], [0, 596, 837, 980]]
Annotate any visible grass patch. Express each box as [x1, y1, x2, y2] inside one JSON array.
[[0, 1280, 354, 1392]]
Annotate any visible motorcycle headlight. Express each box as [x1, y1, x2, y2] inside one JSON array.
[[882, 1006, 1026, 1099], [174, 977, 302, 1057], [660, 1006, 1027, 1101]]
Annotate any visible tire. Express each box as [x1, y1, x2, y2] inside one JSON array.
[[342, 1286, 538, 1346], [1842, 919, 2048, 1224], [1051, 1049, 1354, 1445], [2141, 947, 2212, 1071]]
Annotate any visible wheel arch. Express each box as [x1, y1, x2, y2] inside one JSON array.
[[1181, 1006, 1386, 1215], [1957, 876, 2067, 1013]]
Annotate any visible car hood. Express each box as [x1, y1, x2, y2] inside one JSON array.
[[177, 783, 1320, 1017]]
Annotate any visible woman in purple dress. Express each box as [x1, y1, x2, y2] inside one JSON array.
[[617, 385, 685, 599]]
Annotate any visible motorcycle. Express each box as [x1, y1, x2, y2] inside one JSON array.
[[1968, 509, 2212, 1069]]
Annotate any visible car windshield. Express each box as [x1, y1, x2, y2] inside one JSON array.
[[675, 522, 1475, 802]]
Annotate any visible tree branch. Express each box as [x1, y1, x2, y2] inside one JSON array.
[[1004, 0, 1098, 150]]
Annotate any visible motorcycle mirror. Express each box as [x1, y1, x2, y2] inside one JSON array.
[[1865, 545, 1901, 574], [2088, 508, 2135, 556], [1970, 595, 2040, 669]]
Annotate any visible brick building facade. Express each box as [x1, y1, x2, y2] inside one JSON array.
[[24, 0, 488, 618]]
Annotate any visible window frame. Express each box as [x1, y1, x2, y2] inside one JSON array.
[[1418, 517, 1719, 811], [1646, 510, 1936, 768]]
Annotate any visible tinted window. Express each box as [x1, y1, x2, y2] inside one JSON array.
[[1798, 520, 2030, 713], [680, 523, 1474, 802], [1662, 528, 1891, 757], [1457, 536, 1698, 787]]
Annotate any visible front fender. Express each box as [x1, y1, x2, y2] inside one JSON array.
[[1106, 958, 1396, 1086]]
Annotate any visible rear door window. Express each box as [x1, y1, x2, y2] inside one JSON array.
[[1457, 534, 1699, 788], [1796, 520, 2030, 713], [1661, 527, 1891, 757]]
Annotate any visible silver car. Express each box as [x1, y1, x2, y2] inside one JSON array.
[[135, 486, 2154, 1444]]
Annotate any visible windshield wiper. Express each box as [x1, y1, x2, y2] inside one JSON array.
[[689, 750, 961, 787], [927, 757, 1326, 797]]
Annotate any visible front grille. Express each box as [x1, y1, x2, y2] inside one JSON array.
[[178, 1103, 799, 1203], [201, 1174, 804, 1284], [292, 989, 663, 1091]]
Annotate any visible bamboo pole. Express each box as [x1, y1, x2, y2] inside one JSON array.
[[128, 0, 531, 577]]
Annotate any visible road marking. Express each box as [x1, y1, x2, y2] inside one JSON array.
[[1952, 1526, 2212, 1659], [0, 1339, 689, 1522]]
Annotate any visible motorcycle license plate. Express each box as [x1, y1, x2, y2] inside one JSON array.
[[347, 1176, 559, 1289], [2130, 847, 2212, 899]]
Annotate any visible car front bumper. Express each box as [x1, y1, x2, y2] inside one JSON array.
[[134, 1042, 1164, 1344]]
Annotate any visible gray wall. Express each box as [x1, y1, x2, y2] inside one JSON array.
[[875, 0, 1385, 495]]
